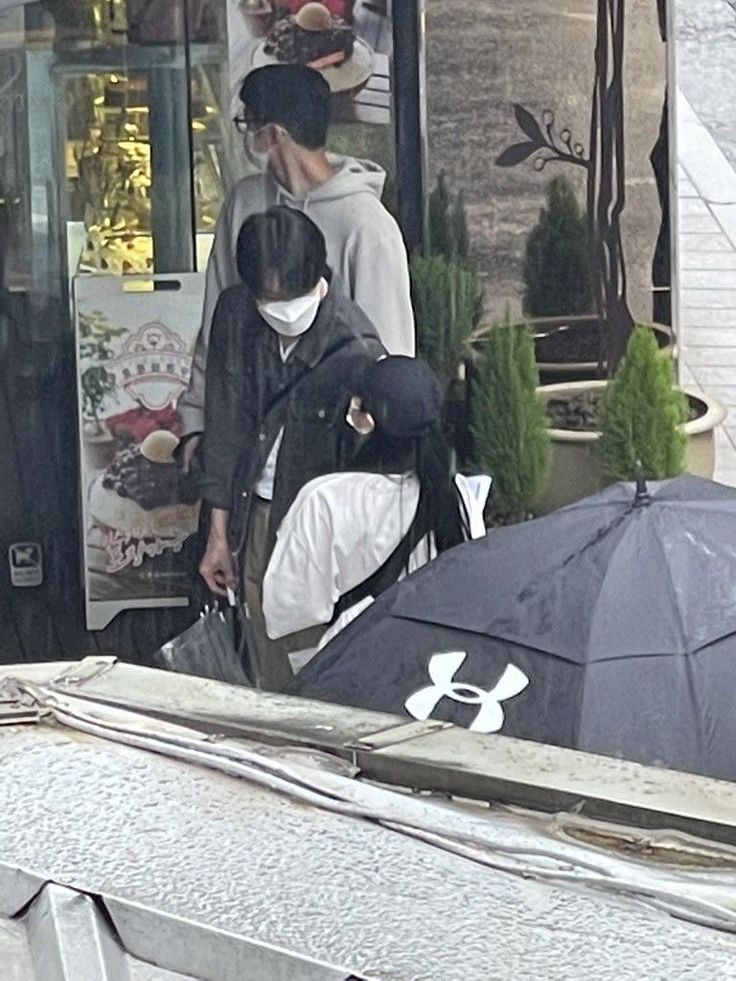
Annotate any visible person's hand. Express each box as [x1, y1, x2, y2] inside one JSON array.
[[179, 434, 201, 474], [199, 536, 236, 597]]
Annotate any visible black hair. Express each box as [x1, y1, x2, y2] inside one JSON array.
[[239, 65, 331, 150], [353, 426, 465, 555], [351, 358, 465, 554], [236, 206, 330, 299]]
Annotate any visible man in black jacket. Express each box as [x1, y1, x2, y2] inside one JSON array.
[[199, 206, 385, 689]]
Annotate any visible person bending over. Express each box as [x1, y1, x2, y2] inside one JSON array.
[[262, 356, 491, 672], [198, 205, 385, 690]]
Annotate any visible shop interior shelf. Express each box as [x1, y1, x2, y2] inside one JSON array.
[[49, 41, 225, 75]]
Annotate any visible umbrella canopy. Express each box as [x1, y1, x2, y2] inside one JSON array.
[[289, 475, 736, 780]]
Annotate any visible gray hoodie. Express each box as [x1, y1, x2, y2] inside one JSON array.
[[178, 154, 415, 436]]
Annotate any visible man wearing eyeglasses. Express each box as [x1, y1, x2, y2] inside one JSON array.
[[178, 63, 414, 468]]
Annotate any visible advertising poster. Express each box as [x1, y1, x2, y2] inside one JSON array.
[[226, 0, 393, 157], [75, 274, 205, 630]]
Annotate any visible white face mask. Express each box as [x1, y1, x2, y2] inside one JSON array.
[[245, 123, 288, 172], [257, 278, 328, 338], [245, 130, 270, 171]]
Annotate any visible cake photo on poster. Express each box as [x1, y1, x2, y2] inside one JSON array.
[[263, 3, 356, 70], [87, 320, 200, 575], [76, 285, 204, 609], [229, 0, 386, 101]]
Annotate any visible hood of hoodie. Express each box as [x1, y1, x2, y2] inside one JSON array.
[[272, 154, 387, 206]]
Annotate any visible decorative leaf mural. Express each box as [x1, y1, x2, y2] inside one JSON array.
[[496, 1, 641, 371]]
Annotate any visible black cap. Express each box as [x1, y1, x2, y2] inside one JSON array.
[[239, 65, 331, 149], [360, 357, 444, 438]]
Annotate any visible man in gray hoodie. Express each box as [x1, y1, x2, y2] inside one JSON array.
[[178, 64, 415, 453]]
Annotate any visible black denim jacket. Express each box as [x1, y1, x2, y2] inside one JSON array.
[[202, 283, 385, 553]]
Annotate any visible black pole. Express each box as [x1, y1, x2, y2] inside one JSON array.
[[651, 0, 671, 326], [391, 0, 426, 253], [149, 63, 195, 274], [634, 461, 651, 506]]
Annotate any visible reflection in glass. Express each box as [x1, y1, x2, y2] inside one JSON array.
[[425, 0, 668, 368]]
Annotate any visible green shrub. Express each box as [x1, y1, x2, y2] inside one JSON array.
[[416, 174, 482, 386], [598, 326, 687, 483], [428, 172, 470, 262], [471, 320, 551, 522], [411, 254, 482, 387], [523, 175, 592, 318]]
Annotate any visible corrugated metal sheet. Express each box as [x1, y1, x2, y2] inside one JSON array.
[[2, 665, 736, 979], [1, 873, 355, 981], [0, 879, 193, 981]]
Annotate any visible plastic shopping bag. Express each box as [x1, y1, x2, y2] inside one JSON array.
[[154, 599, 253, 687]]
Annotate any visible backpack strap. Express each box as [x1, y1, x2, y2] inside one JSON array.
[[332, 507, 426, 622]]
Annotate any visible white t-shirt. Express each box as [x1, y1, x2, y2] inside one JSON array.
[[254, 429, 283, 501], [253, 337, 296, 501], [262, 471, 491, 646]]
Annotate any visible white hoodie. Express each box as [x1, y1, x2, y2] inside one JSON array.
[[178, 154, 415, 436]]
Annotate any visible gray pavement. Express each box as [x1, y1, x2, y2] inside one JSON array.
[[676, 0, 736, 484]]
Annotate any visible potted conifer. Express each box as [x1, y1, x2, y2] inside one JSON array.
[[537, 327, 726, 513], [411, 254, 480, 389], [470, 320, 551, 524], [523, 176, 591, 319], [411, 173, 483, 461], [476, 174, 671, 383], [524, 176, 672, 382]]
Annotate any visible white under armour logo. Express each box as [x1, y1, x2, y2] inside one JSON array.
[[404, 651, 529, 733]]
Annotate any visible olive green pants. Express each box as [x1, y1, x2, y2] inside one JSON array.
[[242, 497, 325, 692]]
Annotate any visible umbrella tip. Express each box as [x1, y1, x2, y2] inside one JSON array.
[[634, 461, 651, 507]]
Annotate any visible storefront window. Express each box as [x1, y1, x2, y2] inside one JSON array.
[[10, 1, 231, 279], [1, 1, 396, 283], [0, 0, 399, 649], [424, 1, 670, 334], [225, 0, 396, 208]]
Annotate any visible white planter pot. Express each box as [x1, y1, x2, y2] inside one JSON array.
[[537, 380, 727, 514]]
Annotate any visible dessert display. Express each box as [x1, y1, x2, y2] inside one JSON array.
[[105, 404, 182, 444], [76, 294, 205, 596], [42, 0, 217, 46], [101, 431, 198, 511], [126, 0, 217, 45], [251, 0, 374, 94], [89, 428, 200, 559], [263, 2, 355, 69], [275, 0, 354, 17], [66, 71, 223, 275]]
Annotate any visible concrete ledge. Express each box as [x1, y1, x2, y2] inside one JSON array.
[[5, 658, 736, 850]]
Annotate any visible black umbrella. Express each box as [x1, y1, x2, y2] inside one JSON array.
[[289, 475, 736, 780]]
